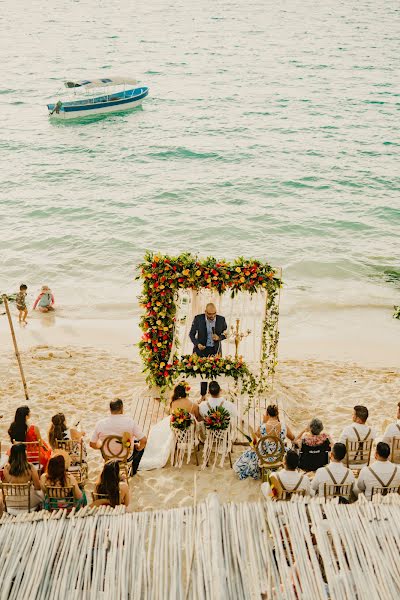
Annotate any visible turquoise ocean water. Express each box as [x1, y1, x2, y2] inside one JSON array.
[[1, 0, 399, 319]]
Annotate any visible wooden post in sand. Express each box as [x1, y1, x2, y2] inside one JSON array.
[[2, 294, 29, 400]]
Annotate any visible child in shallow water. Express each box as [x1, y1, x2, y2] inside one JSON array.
[[33, 285, 55, 312], [16, 283, 28, 323]]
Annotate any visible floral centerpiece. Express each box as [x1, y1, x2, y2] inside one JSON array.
[[137, 252, 282, 394], [204, 405, 231, 431], [170, 408, 192, 431]]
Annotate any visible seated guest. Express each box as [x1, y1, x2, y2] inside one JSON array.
[[40, 453, 85, 507], [90, 399, 147, 476], [357, 442, 400, 500], [8, 405, 51, 469], [339, 405, 377, 445], [233, 404, 295, 480], [311, 443, 357, 497], [170, 384, 200, 420], [382, 402, 400, 445], [48, 412, 87, 462], [296, 418, 332, 472], [198, 381, 237, 420], [261, 450, 312, 499], [2, 444, 44, 512], [93, 459, 130, 508]]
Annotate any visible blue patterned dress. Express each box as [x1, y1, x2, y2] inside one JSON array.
[[233, 422, 287, 480]]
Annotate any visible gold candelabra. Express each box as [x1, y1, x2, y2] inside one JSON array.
[[228, 319, 251, 358]]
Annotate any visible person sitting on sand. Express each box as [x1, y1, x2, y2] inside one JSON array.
[[357, 442, 400, 500], [90, 399, 147, 476], [233, 404, 295, 480], [15, 283, 28, 324], [2, 444, 44, 512], [33, 285, 55, 313], [48, 412, 87, 462], [311, 443, 357, 498], [261, 450, 312, 499], [8, 405, 51, 469], [92, 459, 130, 508]]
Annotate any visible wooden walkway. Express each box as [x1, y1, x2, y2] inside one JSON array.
[[131, 391, 268, 445]]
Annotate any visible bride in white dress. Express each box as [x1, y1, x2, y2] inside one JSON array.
[[138, 384, 200, 471]]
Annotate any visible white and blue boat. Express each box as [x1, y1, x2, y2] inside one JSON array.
[[47, 76, 149, 119]]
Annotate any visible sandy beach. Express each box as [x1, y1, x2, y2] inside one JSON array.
[[1, 306, 399, 512]]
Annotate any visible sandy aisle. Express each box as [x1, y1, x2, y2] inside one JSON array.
[[1, 341, 399, 512]]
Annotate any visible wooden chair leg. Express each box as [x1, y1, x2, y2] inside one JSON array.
[[229, 452, 232, 468]]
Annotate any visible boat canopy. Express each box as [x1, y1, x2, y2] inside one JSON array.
[[64, 77, 137, 89]]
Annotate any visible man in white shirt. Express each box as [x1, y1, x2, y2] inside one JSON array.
[[339, 405, 377, 445], [382, 401, 400, 445], [261, 450, 312, 499], [311, 443, 357, 497], [90, 399, 147, 475], [357, 442, 400, 500], [198, 381, 237, 420]]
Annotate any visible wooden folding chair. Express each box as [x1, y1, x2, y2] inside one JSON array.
[[54, 439, 88, 485], [390, 437, 400, 464], [16, 440, 43, 472], [1, 482, 32, 513], [254, 435, 285, 482], [91, 491, 120, 507], [344, 439, 373, 471], [370, 485, 400, 499], [100, 436, 130, 480], [45, 486, 75, 511], [279, 489, 306, 501], [323, 483, 354, 501]]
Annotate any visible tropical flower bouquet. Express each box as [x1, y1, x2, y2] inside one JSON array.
[[204, 405, 231, 431], [170, 408, 192, 431]]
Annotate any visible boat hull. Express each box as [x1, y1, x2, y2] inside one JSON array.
[[48, 88, 148, 120]]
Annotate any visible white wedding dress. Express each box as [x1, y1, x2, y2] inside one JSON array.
[[138, 416, 175, 471]]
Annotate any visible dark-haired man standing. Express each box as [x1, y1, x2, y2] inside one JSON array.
[[90, 399, 147, 475]]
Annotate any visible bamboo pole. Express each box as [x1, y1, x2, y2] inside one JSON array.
[[2, 294, 29, 400]]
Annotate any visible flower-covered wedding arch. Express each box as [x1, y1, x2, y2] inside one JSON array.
[[137, 252, 282, 397]]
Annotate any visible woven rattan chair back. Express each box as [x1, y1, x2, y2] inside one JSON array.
[[255, 435, 285, 481], [100, 436, 130, 479]]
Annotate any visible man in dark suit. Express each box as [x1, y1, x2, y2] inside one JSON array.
[[189, 303, 227, 357]]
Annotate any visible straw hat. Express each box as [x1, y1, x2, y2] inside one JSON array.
[[41, 285, 51, 293], [51, 449, 71, 469]]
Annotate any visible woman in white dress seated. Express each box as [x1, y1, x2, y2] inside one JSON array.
[[139, 384, 199, 471]]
